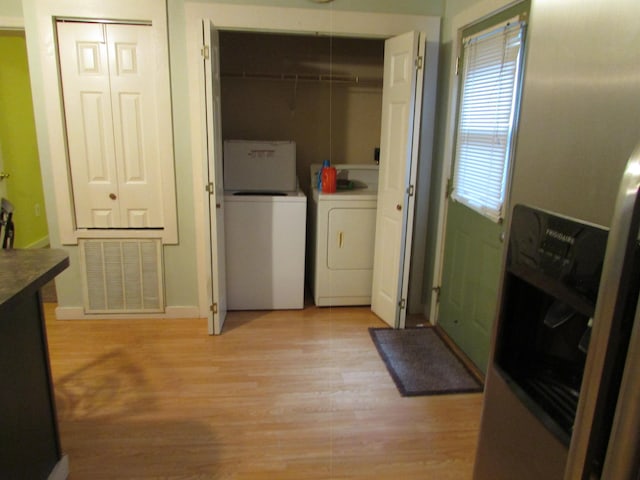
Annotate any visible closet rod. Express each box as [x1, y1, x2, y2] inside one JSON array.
[[221, 71, 382, 86]]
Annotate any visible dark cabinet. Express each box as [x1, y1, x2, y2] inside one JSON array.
[[0, 249, 69, 479]]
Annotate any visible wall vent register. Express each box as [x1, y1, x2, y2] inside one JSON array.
[[79, 238, 164, 314]]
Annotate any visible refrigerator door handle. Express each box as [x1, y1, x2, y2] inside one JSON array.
[[565, 140, 640, 480], [600, 295, 640, 479]]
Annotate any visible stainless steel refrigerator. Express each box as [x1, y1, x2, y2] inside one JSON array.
[[473, 0, 640, 478]]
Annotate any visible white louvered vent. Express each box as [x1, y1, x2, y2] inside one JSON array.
[[79, 238, 164, 314]]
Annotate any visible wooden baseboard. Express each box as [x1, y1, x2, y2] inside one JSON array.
[[25, 235, 50, 250]]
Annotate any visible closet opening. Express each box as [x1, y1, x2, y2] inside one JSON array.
[[218, 31, 385, 304], [219, 31, 385, 198]]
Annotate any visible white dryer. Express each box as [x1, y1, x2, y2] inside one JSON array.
[[308, 164, 379, 306], [224, 140, 307, 310]]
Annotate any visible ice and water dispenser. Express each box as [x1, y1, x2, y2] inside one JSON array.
[[494, 204, 609, 444]]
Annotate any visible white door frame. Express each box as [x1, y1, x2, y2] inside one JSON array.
[[429, 0, 519, 325], [184, 3, 440, 320]]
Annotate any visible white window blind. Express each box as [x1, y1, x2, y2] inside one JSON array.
[[452, 17, 526, 222]]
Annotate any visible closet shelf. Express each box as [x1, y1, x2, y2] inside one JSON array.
[[221, 71, 383, 87]]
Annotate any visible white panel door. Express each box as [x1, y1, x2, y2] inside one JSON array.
[[203, 20, 227, 335], [57, 22, 119, 228], [371, 31, 424, 328], [107, 24, 163, 228], [57, 22, 163, 229]]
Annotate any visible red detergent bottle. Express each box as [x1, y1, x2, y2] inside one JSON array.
[[321, 166, 337, 193]]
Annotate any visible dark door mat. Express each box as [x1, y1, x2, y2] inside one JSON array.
[[369, 327, 483, 396]]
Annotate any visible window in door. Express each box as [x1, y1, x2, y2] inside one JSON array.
[[452, 10, 528, 222]]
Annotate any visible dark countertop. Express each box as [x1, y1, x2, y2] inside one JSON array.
[[0, 249, 70, 312]]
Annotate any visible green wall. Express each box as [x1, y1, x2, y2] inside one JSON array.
[[0, 30, 48, 249]]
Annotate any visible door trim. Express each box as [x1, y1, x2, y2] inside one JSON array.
[[184, 4, 440, 320], [0, 17, 24, 29]]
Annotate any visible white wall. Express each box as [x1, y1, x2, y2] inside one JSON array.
[[0, 0, 22, 17], [21, 0, 196, 317], [18, 0, 445, 318], [183, 0, 444, 15]]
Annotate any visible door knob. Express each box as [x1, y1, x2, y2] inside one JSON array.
[[396, 204, 402, 211], [109, 193, 117, 200], [499, 231, 505, 243], [0, 172, 10, 180]]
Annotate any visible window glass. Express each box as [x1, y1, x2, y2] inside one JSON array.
[[452, 16, 527, 222]]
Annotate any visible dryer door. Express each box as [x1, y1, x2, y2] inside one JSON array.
[[328, 208, 376, 271]]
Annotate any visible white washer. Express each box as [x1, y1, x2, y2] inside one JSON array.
[[308, 164, 379, 306], [224, 141, 307, 310]]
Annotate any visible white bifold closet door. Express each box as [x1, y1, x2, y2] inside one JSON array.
[[57, 21, 163, 229], [371, 31, 424, 329]]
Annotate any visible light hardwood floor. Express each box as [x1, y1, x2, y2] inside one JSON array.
[[44, 303, 483, 479]]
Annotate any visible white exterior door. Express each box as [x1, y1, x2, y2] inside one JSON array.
[[371, 31, 425, 328], [202, 20, 227, 335], [57, 21, 163, 229]]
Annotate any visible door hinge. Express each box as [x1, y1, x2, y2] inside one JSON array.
[[445, 177, 454, 199], [398, 298, 406, 310], [201, 45, 210, 60], [415, 56, 423, 70], [210, 303, 218, 314], [406, 184, 415, 197], [432, 286, 441, 303], [455, 56, 461, 76], [206, 182, 214, 195]]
